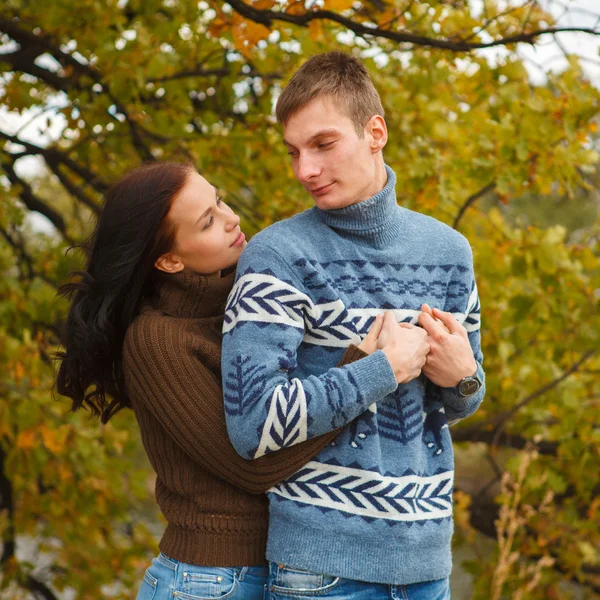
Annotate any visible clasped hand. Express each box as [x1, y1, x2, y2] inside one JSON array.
[[357, 305, 476, 387]]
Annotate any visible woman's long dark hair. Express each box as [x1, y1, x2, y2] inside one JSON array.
[[56, 161, 194, 423]]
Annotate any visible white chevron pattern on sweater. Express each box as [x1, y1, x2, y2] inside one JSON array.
[[254, 378, 308, 458], [224, 273, 480, 347], [269, 461, 454, 522]]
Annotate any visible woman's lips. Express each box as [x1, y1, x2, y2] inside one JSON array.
[[231, 231, 246, 247]]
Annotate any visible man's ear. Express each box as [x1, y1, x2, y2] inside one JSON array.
[[366, 115, 387, 153], [154, 252, 184, 274]]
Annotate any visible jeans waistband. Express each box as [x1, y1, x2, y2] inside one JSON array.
[[157, 553, 268, 580]]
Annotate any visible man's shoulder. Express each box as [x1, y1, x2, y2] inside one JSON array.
[[246, 208, 316, 251], [403, 208, 471, 255]]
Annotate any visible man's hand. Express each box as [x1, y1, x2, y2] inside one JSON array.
[[418, 304, 477, 388], [377, 312, 430, 384]]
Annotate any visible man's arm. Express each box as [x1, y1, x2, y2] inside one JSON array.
[[419, 273, 485, 423], [222, 242, 399, 459]]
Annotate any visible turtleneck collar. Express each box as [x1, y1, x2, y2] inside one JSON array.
[[316, 165, 403, 247], [151, 268, 235, 319]]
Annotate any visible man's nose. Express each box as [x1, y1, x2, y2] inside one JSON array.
[[296, 154, 320, 183]]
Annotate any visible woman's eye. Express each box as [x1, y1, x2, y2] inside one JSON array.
[[203, 216, 214, 230], [216, 195, 223, 206]]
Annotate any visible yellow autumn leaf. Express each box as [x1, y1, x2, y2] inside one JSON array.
[[323, 0, 355, 11]]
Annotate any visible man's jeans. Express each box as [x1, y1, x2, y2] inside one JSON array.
[[267, 563, 451, 600]]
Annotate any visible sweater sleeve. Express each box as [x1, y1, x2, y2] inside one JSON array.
[[437, 248, 486, 423], [221, 242, 398, 459], [123, 318, 368, 495]]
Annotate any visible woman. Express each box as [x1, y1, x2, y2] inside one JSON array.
[[56, 162, 386, 600]]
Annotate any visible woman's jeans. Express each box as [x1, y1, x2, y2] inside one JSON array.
[[266, 563, 451, 600], [136, 552, 268, 600]]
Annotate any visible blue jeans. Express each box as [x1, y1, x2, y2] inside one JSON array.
[[136, 552, 268, 600], [266, 563, 450, 600]]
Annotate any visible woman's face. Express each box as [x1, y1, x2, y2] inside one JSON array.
[[155, 171, 246, 276]]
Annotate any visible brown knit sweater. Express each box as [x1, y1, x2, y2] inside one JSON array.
[[122, 268, 367, 567]]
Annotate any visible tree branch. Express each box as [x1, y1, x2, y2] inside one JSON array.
[[0, 225, 59, 287], [494, 350, 596, 428], [226, 0, 600, 51], [0, 446, 16, 565], [452, 428, 559, 455], [0, 130, 109, 195], [0, 15, 101, 85], [452, 182, 496, 229], [44, 163, 101, 216], [23, 575, 59, 600], [0, 50, 72, 92], [457, 350, 597, 439], [1, 161, 75, 245], [0, 17, 156, 162]]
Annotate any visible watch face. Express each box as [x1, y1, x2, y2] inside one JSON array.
[[459, 378, 480, 397]]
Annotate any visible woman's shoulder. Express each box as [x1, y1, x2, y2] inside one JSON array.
[[123, 308, 186, 366]]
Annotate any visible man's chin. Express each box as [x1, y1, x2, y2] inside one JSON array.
[[311, 188, 347, 210], [314, 194, 355, 211]]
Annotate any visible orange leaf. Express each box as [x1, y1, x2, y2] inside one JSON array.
[[244, 20, 270, 46], [16, 429, 37, 449], [309, 20, 323, 41], [285, 0, 307, 16], [14, 362, 26, 381], [250, 0, 277, 8], [40, 424, 63, 455]]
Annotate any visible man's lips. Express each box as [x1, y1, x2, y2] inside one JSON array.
[[231, 231, 245, 247], [309, 182, 334, 196]]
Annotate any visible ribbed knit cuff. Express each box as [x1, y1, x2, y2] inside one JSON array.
[[338, 344, 368, 366], [440, 362, 485, 414], [346, 349, 398, 403]]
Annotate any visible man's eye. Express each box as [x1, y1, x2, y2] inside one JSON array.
[[288, 152, 298, 158], [318, 142, 333, 149]]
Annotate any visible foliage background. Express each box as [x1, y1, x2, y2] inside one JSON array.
[[0, 1, 599, 598]]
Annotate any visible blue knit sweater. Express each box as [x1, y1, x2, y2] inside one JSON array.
[[221, 166, 485, 585]]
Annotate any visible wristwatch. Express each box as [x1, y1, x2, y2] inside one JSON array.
[[457, 370, 483, 397]]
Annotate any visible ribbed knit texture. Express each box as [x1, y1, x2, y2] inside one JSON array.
[[222, 165, 485, 584], [122, 268, 367, 566]]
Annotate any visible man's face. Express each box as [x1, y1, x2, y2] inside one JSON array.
[[283, 96, 384, 210]]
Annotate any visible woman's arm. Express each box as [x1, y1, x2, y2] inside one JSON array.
[[123, 316, 369, 494]]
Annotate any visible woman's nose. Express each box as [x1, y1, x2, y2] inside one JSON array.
[[225, 210, 240, 231]]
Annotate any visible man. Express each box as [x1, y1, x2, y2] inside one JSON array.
[[222, 52, 484, 598]]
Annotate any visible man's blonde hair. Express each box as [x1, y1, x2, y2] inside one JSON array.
[[275, 51, 385, 136]]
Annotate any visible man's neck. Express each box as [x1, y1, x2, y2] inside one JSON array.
[[356, 158, 388, 205]]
